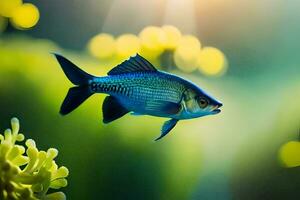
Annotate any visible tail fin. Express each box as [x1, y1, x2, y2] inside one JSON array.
[[53, 53, 95, 115], [54, 53, 94, 85]]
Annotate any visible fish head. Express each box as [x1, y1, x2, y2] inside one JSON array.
[[182, 88, 223, 118]]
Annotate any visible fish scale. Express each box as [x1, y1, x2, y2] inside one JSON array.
[[92, 72, 185, 103]]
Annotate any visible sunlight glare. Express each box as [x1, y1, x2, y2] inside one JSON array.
[[163, 0, 197, 34]]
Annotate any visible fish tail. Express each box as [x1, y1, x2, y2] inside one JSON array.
[[53, 53, 95, 115], [53, 53, 95, 85]]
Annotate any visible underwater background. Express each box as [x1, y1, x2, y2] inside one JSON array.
[[0, 0, 300, 199]]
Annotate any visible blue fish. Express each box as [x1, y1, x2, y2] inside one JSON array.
[[54, 54, 222, 140]]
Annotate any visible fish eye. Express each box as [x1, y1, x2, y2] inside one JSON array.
[[198, 97, 209, 108]]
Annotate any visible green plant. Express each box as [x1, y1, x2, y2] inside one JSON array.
[[0, 118, 69, 200]]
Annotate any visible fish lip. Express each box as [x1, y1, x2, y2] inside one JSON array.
[[211, 108, 221, 114], [216, 102, 223, 108], [211, 103, 222, 114]]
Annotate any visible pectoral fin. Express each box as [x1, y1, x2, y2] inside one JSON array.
[[102, 96, 129, 123], [155, 119, 179, 141], [145, 101, 181, 115]]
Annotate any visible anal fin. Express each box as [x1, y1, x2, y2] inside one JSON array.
[[102, 96, 129, 123], [155, 119, 179, 141]]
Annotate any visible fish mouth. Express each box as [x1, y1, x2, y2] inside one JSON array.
[[211, 108, 221, 114], [211, 103, 222, 114]]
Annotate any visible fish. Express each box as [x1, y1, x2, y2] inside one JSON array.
[[54, 53, 223, 141]]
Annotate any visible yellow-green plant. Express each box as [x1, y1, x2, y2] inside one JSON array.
[[0, 118, 69, 200]]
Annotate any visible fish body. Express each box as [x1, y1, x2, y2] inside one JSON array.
[[90, 71, 219, 119], [54, 54, 222, 140]]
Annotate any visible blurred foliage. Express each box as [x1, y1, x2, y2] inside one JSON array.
[[0, 15, 8, 33], [87, 25, 227, 76], [0, 118, 68, 200], [230, 81, 300, 200], [0, 34, 299, 200], [0, 0, 39, 30], [0, 0, 300, 199]]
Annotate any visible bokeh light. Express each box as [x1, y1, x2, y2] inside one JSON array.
[[197, 47, 227, 76], [139, 26, 166, 58], [116, 34, 141, 59], [162, 25, 182, 50], [10, 3, 40, 29], [85, 25, 228, 76], [88, 33, 116, 59], [278, 141, 300, 168], [173, 35, 201, 72], [0, 0, 22, 17]]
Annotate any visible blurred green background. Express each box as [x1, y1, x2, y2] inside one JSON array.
[[1, 0, 300, 199]]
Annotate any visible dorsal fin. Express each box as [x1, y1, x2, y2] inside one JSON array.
[[108, 54, 157, 75]]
